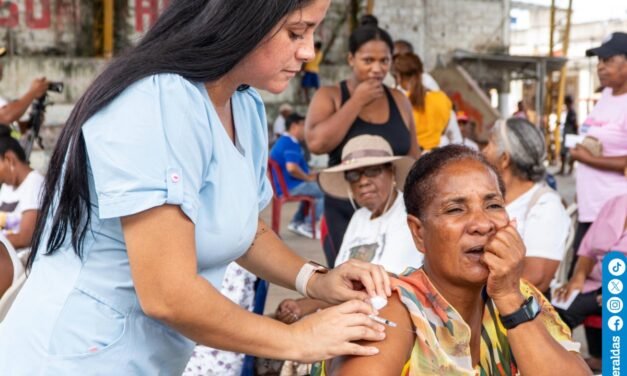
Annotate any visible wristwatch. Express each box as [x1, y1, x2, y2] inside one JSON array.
[[295, 261, 328, 298], [499, 296, 540, 330]]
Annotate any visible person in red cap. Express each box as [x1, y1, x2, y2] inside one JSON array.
[[0, 47, 49, 129], [457, 111, 479, 150]]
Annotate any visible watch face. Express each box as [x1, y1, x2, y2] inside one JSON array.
[[524, 296, 540, 319], [530, 297, 540, 315]]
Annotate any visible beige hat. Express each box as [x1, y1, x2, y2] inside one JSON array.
[[318, 135, 416, 199], [0, 47, 6, 58]]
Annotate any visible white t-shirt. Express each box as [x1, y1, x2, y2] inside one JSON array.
[[462, 138, 479, 150], [273, 115, 286, 135], [506, 183, 570, 261], [335, 191, 423, 274], [0, 170, 44, 234]]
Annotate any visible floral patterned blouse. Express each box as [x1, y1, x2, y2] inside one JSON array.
[[316, 268, 580, 376]]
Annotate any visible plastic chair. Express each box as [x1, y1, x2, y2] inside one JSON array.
[[0, 235, 26, 322], [550, 202, 578, 290], [267, 159, 316, 239]]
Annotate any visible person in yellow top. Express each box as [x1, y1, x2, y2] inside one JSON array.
[[392, 52, 452, 151], [301, 41, 323, 102]]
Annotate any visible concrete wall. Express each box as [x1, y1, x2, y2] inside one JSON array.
[[1, 1, 513, 150], [373, 0, 510, 70], [0, 0, 87, 55]]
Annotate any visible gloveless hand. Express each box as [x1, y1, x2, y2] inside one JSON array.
[[29, 77, 49, 98], [307, 259, 391, 305], [554, 278, 585, 303], [352, 78, 384, 107], [569, 144, 593, 164], [481, 219, 526, 312], [289, 299, 385, 362], [276, 298, 302, 324]]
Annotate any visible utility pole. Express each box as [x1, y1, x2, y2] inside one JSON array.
[[545, 0, 556, 162], [554, 0, 573, 159], [366, 0, 375, 14], [103, 0, 114, 58]]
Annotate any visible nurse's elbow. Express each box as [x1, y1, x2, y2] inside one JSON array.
[[137, 292, 179, 322]]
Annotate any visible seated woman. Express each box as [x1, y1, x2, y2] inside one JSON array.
[[320, 145, 591, 376], [554, 193, 627, 372], [0, 126, 44, 250], [276, 135, 422, 323], [482, 118, 570, 293]]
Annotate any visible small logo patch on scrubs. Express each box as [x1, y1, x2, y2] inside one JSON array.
[[88, 346, 99, 353]]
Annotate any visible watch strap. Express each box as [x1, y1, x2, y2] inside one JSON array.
[[499, 296, 540, 330], [295, 261, 328, 298]]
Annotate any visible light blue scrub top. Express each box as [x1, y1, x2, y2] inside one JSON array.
[[0, 74, 273, 375]]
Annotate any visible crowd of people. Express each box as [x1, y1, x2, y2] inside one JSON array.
[[0, 1, 625, 375]]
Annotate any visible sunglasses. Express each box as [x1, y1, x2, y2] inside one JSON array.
[[344, 164, 391, 183]]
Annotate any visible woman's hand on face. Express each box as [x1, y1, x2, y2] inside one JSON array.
[[276, 299, 303, 324], [554, 278, 585, 303], [307, 259, 392, 305], [290, 300, 385, 362], [352, 78, 385, 107], [482, 219, 526, 306]]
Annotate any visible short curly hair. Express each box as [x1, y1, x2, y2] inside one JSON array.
[[404, 145, 506, 220]]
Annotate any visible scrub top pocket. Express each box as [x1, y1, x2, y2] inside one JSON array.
[[47, 287, 127, 359]]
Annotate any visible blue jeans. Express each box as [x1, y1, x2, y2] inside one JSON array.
[[289, 181, 324, 226]]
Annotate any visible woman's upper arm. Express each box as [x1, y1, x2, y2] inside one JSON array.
[[305, 86, 340, 153], [121, 204, 199, 320], [83, 74, 209, 223], [12, 209, 38, 247], [327, 294, 414, 376]]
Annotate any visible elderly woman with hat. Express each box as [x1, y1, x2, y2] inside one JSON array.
[[482, 117, 570, 294], [275, 135, 421, 324], [319, 145, 591, 376]]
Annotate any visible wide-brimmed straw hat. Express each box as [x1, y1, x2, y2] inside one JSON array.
[[318, 135, 415, 199]]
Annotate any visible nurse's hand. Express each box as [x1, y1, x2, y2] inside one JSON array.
[[290, 299, 385, 362], [307, 259, 391, 305]]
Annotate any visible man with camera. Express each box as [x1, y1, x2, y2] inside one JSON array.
[[0, 46, 50, 133]]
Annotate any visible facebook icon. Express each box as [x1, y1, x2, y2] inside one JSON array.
[[609, 316, 624, 332]]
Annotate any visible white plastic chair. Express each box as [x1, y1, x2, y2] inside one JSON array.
[[0, 234, 26, 322], [550, 202, 578, 291]]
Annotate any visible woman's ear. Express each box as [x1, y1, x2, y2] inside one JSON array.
[[406, 214, 425, 255], [499, 151, 511, 171], [347, 52, 355, 67], [2, 150, 17, 165]]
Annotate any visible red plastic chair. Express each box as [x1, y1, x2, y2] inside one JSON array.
[[267, 159, 316, 239], [583, 314, 602, 329]]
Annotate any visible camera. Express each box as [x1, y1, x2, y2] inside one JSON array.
[[47, 82, 64, 93]]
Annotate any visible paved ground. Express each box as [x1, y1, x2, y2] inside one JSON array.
[[259, 165, 589, 356]]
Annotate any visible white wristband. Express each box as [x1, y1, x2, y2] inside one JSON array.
[[295, 262, 327, 298]]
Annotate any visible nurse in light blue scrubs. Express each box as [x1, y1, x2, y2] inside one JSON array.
[[0, 1, 393, 374]]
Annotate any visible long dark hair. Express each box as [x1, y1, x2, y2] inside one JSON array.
[[27, 0, 313, 270], [393, 53, 426, 110]]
